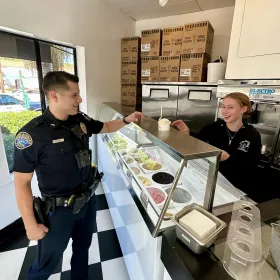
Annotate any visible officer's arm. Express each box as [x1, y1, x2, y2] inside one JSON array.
[[80, 111, 144, 135], [14, 172, 37, 229], [100, 111, 145, 134], [100, 119, 126, 133], [13, 130, 48, 239]]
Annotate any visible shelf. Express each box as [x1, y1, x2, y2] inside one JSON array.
[[142, 82, 218, 86]]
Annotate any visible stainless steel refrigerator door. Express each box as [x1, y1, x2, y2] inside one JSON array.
[[142, 85, 179, 122], [177, 86, 218, 132]]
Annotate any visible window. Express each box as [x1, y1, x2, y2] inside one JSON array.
[[0, 31, 77, 173], [40, 42, 75, 76]]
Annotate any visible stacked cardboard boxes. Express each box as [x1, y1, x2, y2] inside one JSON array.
[[158, 26, 183, 82], [121, 37, 141, 61], [159, 56, 180, 82], [121, 21, 214, 108], [121, 37, 141, 111], [162, 26, 184, 56], [141, 29, 161, 83], [180, 54, 210, 82], [180, 21, 214, 82]]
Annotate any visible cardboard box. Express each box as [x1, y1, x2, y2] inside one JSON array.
[[182, 21, 214, 57], [141, 29, 162, 56], [141, 57, 160, 82], [121, 37, 141, 61], [121, 60, 141, 83], [121, 83, 142, 103], [160, 56, 180, 82], [162, 26, 184, 56], [179, 54, 210, 82]]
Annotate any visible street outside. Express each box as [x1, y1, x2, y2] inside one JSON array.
[[0, 58, 42, 171]]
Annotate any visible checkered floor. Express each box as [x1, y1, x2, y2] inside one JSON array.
[[0, 185, 131, 280]]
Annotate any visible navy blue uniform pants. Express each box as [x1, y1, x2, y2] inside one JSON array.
[[29, 195, 96, 280]]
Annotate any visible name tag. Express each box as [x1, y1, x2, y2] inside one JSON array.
[[52, 138, 64, 144]]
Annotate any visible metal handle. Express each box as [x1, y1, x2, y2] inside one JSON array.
[[151, 98, 167, 101]]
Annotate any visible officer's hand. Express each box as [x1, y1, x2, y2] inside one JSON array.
[[221, 150, 230, 161], [26, 224, 49, 240], [125, 112, 145, 123], [171, 120, 190, 133]]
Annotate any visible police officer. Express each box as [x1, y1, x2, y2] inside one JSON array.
[[14, 71, 144, 280], [172, 92, 262, 195]]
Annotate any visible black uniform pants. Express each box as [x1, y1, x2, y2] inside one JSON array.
[[29, 195, 96, 280]]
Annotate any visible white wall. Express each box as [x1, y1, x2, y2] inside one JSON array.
[[0, 0, 135, 117], [135, 6, 234, 62], [0, 0, 135, 230]]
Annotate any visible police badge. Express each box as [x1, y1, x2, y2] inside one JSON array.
[[80, 122, 87, 134]]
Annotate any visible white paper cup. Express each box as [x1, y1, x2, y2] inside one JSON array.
[[158, 130, 170, 140], [158, 118, 171, 131], [158, 123, 170, 131]]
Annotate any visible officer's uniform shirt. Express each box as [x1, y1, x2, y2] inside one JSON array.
[[13, 107, 104, 197], [191, 120, 262, 192]]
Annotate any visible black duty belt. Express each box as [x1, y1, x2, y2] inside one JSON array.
[[53, 195, 90, 208], [34, 168, 104, 225]]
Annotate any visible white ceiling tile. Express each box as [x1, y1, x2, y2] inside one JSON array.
[[106, 0, 158, 13], [127, 1, 200, 20], [197, 0, 235, 11], [106, 0, 195, 13]]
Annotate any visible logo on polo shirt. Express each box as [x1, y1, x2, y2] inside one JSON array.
[[238, 140, 250, 152]]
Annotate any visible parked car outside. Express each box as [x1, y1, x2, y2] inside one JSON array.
[[0, 94, 26, 112]]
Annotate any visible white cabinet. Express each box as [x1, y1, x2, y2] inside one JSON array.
[[226, 0, 280, 79]]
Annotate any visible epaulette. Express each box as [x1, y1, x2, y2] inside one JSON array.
[[21, 115, 45, 131], [78, 111, 92, 122]]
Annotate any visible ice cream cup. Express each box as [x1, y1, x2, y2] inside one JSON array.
[[158, 118, 171, 131]]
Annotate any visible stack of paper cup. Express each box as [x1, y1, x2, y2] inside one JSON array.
[[158, 118, 171, 131], [207, 63, 226, 82]]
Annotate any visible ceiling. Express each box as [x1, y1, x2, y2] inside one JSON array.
[[105, 0, 235, 20]]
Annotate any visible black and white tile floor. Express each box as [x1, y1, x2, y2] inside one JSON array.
[[0, 185, 130, 280]]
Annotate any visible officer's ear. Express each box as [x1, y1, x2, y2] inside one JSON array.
[[49, 90, 59, 103]]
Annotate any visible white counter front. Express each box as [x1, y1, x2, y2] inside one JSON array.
[[97, 135, 164, 280]]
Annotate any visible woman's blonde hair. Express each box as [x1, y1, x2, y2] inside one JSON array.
[[224, 92, 252, 115]]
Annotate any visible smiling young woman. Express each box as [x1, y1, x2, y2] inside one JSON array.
[[171, 92, 262, 195]]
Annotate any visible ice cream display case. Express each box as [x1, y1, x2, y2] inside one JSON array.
[[97, 102, 246, 237]]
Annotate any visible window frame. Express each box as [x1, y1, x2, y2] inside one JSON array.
[[0, 30, 78, 113]]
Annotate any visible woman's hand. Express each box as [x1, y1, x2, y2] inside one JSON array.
[[171, 120, 190, 133], [221, 150, 230, 161]]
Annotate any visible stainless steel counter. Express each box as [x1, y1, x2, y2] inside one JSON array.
[[103, 102, 221, 161]]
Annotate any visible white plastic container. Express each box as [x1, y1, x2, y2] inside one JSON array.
[[207, 63, 226, 82]]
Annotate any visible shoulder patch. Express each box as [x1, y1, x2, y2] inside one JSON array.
[[15, 132, 33, 150]]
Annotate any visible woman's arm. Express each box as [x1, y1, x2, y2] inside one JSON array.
[[171, 120, 213, 142]]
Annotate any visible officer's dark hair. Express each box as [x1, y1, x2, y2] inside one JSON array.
[[43, 71, 79, 98]]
